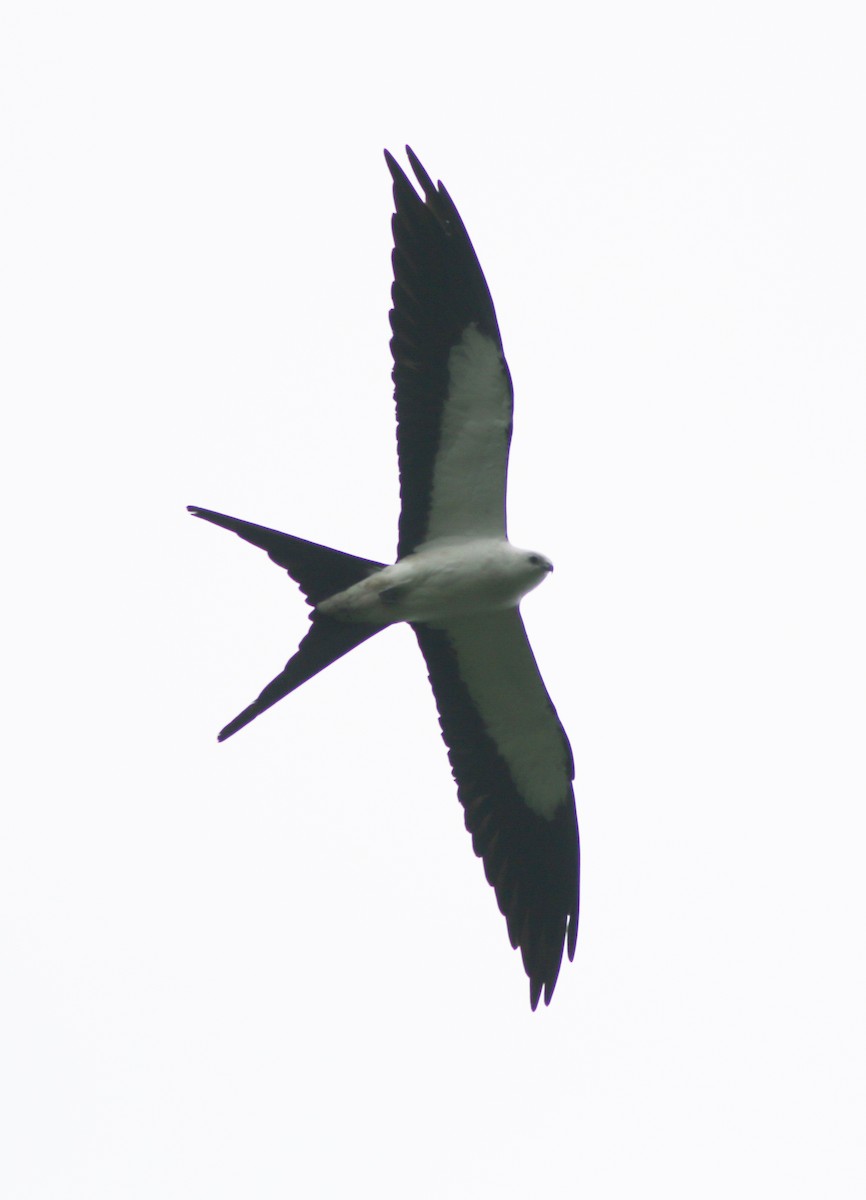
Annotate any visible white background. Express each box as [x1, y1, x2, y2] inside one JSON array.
[[2, 2, 864, 1196]]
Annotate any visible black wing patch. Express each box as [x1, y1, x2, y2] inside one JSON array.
[[386, 147, 512, 559], [413, 622, 579, 1009]]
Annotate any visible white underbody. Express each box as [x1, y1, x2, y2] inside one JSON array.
[[317, 538, 552, 626]]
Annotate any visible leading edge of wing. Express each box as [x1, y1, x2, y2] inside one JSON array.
[[413, 609, 579, 1008], [385, 148, 513, 559]]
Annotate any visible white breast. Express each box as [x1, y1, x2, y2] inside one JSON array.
[[317, 539, 551, 625]]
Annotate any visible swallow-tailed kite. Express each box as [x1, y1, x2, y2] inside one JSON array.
[[189, 148, 579, 1008]]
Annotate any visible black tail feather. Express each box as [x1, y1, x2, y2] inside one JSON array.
[[218, 614, 381, 741], [188, 505, 388, 739], [188, 506, 385, 604]]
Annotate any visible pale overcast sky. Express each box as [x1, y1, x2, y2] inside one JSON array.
[[2, 2, 865, 1196]]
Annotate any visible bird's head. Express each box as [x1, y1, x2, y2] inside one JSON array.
[[519, 550, 554, 597]]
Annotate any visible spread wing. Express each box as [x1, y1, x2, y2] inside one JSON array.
[[413, 610, 579, 1008], [386, 147, 514, 559]]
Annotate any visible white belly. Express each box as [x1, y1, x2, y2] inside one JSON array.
[[317, 537, 551, 625]]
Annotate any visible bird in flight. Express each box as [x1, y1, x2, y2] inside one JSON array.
[[189, 147, 579, 1008]]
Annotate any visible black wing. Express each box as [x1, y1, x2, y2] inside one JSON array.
[[414, 611, 579, 1008], [386, 148, 513, 559]]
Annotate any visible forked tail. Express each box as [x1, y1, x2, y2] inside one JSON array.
[[188, 506, 387, 740]]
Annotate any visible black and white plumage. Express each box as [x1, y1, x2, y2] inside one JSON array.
[[189, 148, 579, 1008]]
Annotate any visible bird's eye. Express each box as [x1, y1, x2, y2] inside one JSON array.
[[529, 554, 541, 566]]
